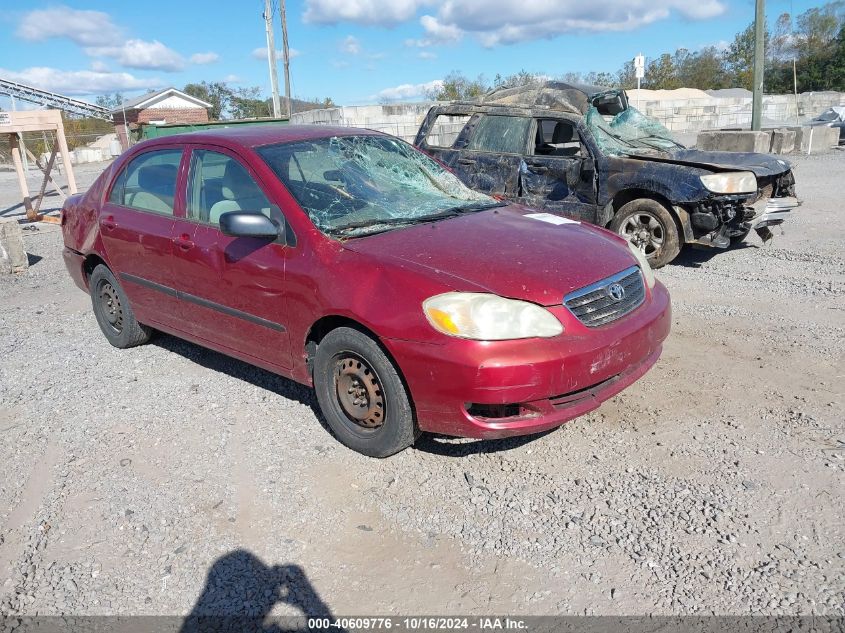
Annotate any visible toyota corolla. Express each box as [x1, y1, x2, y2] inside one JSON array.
[[61, 126, 671, 457]]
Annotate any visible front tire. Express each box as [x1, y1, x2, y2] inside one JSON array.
[[610, 199, 681, 268], [89, 264, 152, 349], [313, 327, 417, 458]]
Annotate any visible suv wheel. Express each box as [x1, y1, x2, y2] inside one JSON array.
[[610, 199, 681, 268], [313, 327, 418, 458]]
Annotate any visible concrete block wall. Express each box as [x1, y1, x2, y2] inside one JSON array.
[[291, 93, 845, 140], [291, 103, 434, 142], [640, 92, 845, 133]]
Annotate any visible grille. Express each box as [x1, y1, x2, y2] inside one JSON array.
[[564, 266, 646, 328]]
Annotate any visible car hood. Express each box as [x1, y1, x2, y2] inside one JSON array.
[[341, 205, 638, 307], [628, 148, 792, 177]]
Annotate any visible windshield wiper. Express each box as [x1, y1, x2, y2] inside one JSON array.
[[329, 201, 505, 237]]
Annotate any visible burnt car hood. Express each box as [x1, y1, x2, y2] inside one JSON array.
[[341, 205, 637, 307], [628, 148, 791, 177]]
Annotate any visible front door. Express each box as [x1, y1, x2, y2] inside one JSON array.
[[169, 146, 292, 370], [519, 118, 598, 222], [99, 147, 186, 329], [448, 114, 530, 199]]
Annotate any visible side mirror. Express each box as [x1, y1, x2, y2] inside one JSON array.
[[581, 157, 596, 176], [219, 211, 279, 239]]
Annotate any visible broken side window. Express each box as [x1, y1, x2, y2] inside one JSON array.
[[466, 115, 531, 154], [534, 120, 582, 157], [425, 114, 472, 148]]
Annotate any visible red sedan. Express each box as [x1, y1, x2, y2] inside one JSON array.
[[61, 126, 671, 457]]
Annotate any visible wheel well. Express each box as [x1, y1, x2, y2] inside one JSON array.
[[304, 315, 417, 418], [609, 189, 686, 243], [82, 254, 108, 285], [610, 189, 675, 225]]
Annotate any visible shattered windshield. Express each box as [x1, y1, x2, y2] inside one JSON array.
[[586, 106, 685, 156], [258, 135, 494, 237]]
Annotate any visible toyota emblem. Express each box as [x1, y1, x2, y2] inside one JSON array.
[[607, 283, 626, 302]]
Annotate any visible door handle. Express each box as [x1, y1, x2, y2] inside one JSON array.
[[172, 234, 195, 250], [100, 216, 116, 230], [526, 165, 549, 173], [456, 158, 477, 165]]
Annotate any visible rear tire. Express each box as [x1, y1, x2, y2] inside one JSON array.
[[610, 199, 681, 268], [313, 327, 417, 458], [89, 264, 152, 349]]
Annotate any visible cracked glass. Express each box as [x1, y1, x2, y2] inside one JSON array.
[[586, 106, 685, 156], [258, 135, 493, 238]]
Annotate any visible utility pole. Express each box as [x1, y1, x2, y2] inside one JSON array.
[[264, 0, 281, 118], [279, 0, 292, 119], [751, 0, 765, 131]]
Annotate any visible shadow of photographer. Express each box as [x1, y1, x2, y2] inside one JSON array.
[[180, 549, 335, 633]]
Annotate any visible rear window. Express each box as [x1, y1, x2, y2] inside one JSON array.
[[466, 115, 531, 154], [108, 149, 183, 215], [424, 114, 471, 148]]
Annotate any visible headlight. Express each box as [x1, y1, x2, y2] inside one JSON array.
[[700, 171, 757, 194], [627, 241, 656, 289], [423, 293, 563, 340]]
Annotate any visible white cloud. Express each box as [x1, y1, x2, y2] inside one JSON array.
[[16, 5, 123, 46], [374, 79, 443, 101], [190, 52, 220, 65], [90, 60, 110, 72], [340, 35, 362, 55], [87, 39, 185, 72], [418, 51, 437, 60], [251, 47, 302, 60], [432, 0, 727, 46], [223, 74, 242, 84], [0, 66, 159, 96], [304, 0, 428, 25], [420, 14, 462, 42]]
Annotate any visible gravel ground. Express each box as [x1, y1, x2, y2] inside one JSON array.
[[0, 153, 843, 618]]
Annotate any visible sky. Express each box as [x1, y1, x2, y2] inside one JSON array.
[[0, 0, 827, 110]]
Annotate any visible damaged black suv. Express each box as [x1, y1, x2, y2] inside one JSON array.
[[415, 82, 799, 267]]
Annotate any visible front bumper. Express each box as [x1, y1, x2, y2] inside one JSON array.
[[384, 282, 671, 440], [749, 196, 801, 230]]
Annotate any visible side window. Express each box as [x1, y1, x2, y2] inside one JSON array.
[[533, 119, 582, 157], [424, 114, 471, 148], [466, 115, 531, 154], [187, 150, 272, 226], [108, 149, 182, 215]]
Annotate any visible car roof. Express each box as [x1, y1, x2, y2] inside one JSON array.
[[138, 124, 383, 151]]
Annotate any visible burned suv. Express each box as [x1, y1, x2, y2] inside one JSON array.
[[415, 82, 799, 267]]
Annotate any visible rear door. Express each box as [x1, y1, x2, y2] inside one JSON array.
[[519, 118, 598, 221], [168, 145, 292, 370], [99, 146, 186, 329]]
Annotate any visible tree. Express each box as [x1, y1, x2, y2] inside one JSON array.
[[724, 22, 767, 90], [228, 86, 271, 119], [425, 71, 489, 100], [183, 81, 230, 120], [643, 53, 680, 89], [95, 93, 124, 110], [616, 60, 637, 90]]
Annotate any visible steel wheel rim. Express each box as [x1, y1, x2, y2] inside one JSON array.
[[97, 280, 124, 333], [621, 213, 665, 256], [333, 354, 385, 430]]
